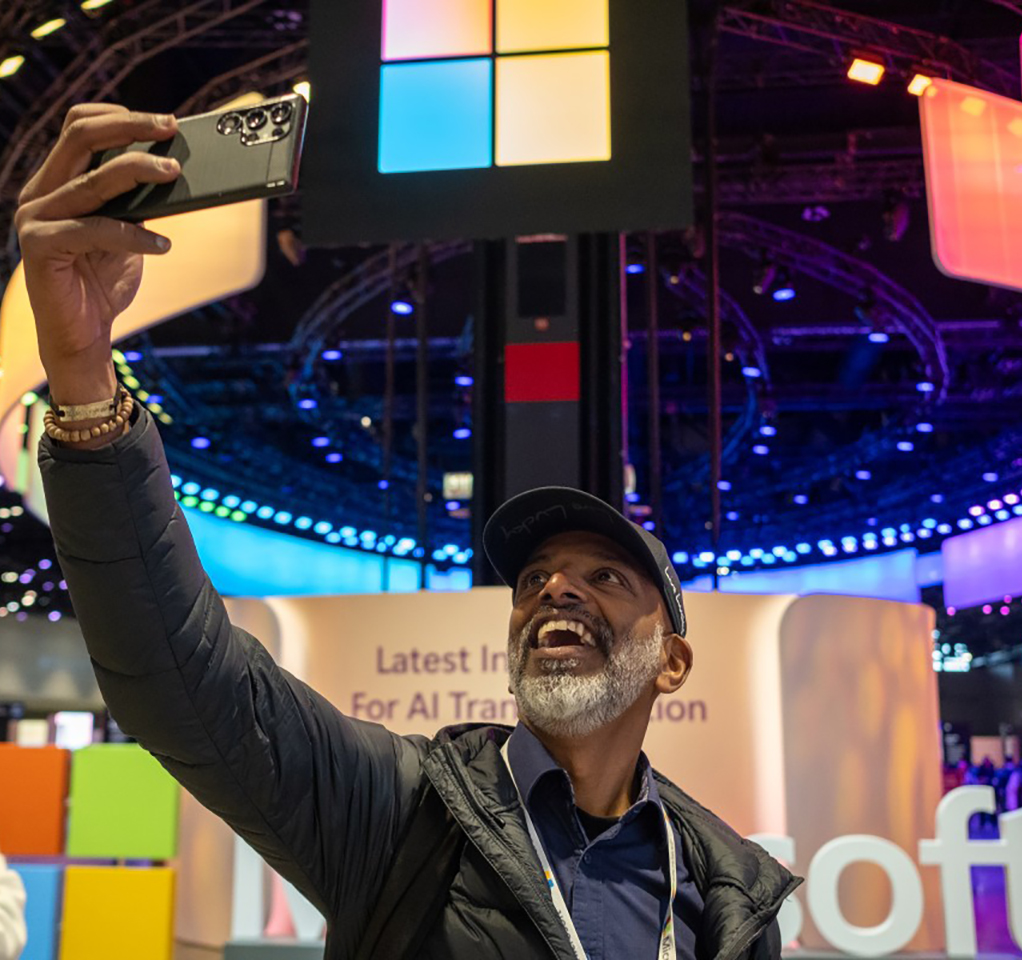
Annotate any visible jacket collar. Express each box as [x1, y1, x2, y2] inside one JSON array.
[[424, 723, 801, 960]]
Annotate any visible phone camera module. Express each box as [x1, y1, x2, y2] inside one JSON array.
[[269, 101, 293, 125], [245, 109, 268, 131], [217, 112, 243, 135]]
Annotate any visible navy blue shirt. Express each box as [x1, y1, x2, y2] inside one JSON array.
[[506, 723, 703, 960]]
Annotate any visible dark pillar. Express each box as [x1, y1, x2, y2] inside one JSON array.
[[472, 234, 625, 585]]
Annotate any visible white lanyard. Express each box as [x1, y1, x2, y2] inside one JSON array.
[[501, 741, 678, 960]]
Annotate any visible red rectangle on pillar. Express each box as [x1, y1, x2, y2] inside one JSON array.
[[504, 341, 580, 402]]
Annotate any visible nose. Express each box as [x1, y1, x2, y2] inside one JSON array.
[[540, 570, 589, 606]]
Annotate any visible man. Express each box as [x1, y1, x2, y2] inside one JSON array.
[[16, 105, 798, 959]]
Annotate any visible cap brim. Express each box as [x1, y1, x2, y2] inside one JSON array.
[[483, 487, 661, 595]]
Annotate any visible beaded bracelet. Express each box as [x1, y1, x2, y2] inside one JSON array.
[[43, 388, 134, 444]]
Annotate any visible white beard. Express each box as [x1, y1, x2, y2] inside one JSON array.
[[508, 621, 665, 738]]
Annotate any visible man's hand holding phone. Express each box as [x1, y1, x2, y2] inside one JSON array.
[[14, 104, 182, 416]]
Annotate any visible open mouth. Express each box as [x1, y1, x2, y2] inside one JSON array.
[[530, 618, 598, 651]]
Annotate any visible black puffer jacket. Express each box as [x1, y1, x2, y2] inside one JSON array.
[[39, 408, 801, 959]]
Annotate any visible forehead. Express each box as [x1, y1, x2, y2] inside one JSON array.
[[523, 530, 644, 575]]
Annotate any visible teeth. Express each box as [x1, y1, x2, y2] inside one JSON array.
[[536, 619, 596, 648]]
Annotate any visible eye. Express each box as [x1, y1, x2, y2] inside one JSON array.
[[519, 569, 547, 590], [594, 568, 625, 585]]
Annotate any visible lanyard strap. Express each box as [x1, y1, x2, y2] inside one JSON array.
[[500, 741, 677, 960]]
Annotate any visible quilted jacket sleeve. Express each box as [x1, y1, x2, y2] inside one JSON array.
[[38, 408, 426, 931]]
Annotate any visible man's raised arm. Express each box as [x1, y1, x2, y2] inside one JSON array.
[[16, 104, 424, 944]]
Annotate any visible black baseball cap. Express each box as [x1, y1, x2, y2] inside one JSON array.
[[483, 486, 687, 637]]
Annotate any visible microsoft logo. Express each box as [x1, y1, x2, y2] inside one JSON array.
[[378, 0, 612, 173]]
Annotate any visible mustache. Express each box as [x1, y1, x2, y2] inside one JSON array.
[[518, 604, 614, 657]]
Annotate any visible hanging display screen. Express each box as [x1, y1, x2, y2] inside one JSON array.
[[304, 0, 692, 243]]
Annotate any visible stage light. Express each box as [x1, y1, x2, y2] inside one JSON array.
[[930, 493, 944, 503], [453, 427, 472, 439], [625, 492, 640, 503], [923, 518, 937, 529], [322, 349, 342, 361], [624, 251, 645, 275], [907, 73, 932, 97], [855, 470, 872, 480], [988, 499, 1003, 510], [314, 522, 333, 535], [312, 436, 330, 447], [148, 394, 164, 404], [31, 18, 66, 38], [295, 517, 313, 530], [378, 479, 389, 490], [1005, 493, 1019, 505], [937, 523, 952, 535], [793, 494, 808, 505], [200, 488, 220, 501], [123, 350, 142, 362], [446, 500, 461, 510], [0, 56, 25, 78], [796, 543, 811, 554], [256, 506, 274, 519], [642, 521, 655, 531], [391, 296, 414, 315], [897, 441, 914, 451], [916, 422, 933, 433], [454, 375, 474, 387], [361, 416, 372, 428], [983, 471, 999, 482], [726, 511, 739, 521], [672, 551, 689, 564], [222, 495, 241, 509], [717, 480, 731, 491], [848, 57, 885, 85], [978, 514, 993, 525], [771, 270, 796, 300], [742, 366, 762, 379], [759, 424, 776, 437], [698, 551, 715, 563], [240, 501, 257, 513], [199, 501, 215, 514], [968, 505, 984, 517], [867, 331, 890, 344], [298, 398, 318, 409], [191, 436, 211, 450], [325, 452, 343, 463], [293, 80, 311, 102], [916, 380, 935, 393], [752, 444, 768, 455]]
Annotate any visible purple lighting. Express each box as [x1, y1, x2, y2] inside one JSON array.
[[391, 298, 414, 315], [325, 452, 343, 463], [298, 398, 318, 410], [191, 437, 211, 450], [969, 505, 985, 517], [322, 349, 343, 361], [855, 470, 872, 480], [759, 424, 777, 437], [453, 428, 472, 439], [772, 286, 796, 301], [867, 331, 890, 344], [48, 611, 62, 622], [983, 472, 999, 482], [454, 375, 474, 387], [897, 441, 914, 452], [742, 366, 763, 379], [752, 444, 769, 455], [915, 422, 933, 433], [312, 436, 330, 448], [717, 480, 732, 491], [793, 494, 809, 505], [916, 381, 935, 393]]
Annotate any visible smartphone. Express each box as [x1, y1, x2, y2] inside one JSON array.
[[93, 94, 307, 222]]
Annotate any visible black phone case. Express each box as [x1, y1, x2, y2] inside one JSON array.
[[93, 94, 307, 223]]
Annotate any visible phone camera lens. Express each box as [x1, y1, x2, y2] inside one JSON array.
[[246, 109, 268, 131], [217, 113, 243, 135], [269, 101, 293, 125]]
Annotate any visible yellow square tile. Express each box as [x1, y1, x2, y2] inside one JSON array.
[[59, 867, 175, 960], [496, 0, 609, 53], [496, 51, 611, 166]]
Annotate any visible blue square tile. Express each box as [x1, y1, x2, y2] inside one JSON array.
[[379, 58, 493, 173], [9, 863, 62, 960]]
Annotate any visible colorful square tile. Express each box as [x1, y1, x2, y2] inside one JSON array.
[[382, 0, 492, 61], [10, 863, 62, 960], [379, 58, 493, 173], [0, 745, 69, 856], [495, 51, 611, 166], [59, 867, 174, 960], [65, 744, 179, 861], [496, 0, 609, 54]]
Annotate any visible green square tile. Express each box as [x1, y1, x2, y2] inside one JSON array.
[[66, 744, 180, 860]]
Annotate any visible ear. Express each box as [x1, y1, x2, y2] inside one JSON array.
[[655, 632, 693, 695]]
